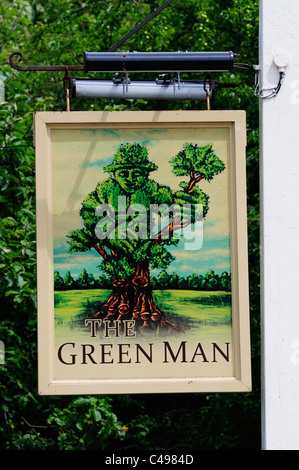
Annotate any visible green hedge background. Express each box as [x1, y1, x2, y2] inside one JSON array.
[[0, 0, 260, 450]]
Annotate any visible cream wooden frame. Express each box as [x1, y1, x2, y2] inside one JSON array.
[[35, 110, 251, 395]]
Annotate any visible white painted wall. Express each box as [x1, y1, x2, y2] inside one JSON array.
[[260, 0, 299, 450]]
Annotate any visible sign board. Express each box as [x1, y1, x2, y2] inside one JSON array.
[[35, 110, 251, 395]]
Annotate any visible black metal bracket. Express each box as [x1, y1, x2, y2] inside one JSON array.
[[107, 0, 176, 52], [9, 51, 84, 72]]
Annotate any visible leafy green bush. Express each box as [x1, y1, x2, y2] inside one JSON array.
[[46, 397, 126, 450], [2, 395, 126, 450]]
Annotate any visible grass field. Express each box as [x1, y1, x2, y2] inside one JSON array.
[[54, 289, 232, 344]]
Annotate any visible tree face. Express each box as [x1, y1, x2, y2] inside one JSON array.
[[114, 168, 148, 193]]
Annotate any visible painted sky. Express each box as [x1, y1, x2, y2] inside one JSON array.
[[51, 126, 231, 279]]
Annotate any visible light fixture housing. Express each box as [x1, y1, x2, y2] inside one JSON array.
[[72, 78, 215, 101]]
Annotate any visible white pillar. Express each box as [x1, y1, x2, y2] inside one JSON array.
[[260, 0, 299, 450]]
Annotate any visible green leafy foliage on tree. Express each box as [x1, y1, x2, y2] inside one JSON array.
[[170, 143, 225, 183], [0, 0, 260, 450]]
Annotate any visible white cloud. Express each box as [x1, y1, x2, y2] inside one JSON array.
[[173, 247, 230, 261]]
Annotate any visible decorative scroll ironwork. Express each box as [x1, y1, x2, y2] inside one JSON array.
[[9, 52, 84, 72]]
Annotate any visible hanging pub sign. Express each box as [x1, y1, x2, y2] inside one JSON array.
[[35, 110, 251, 395]]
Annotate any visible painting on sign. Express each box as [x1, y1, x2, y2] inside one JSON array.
[[35, 110, 251, 394]]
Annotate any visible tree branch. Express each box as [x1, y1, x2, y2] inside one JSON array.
[[187, 173, 205, 193], [94, 243, 120, 262], [94, 244, 111, 262], [154, 216, 191, 244]]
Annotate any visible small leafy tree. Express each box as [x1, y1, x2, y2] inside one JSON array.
[[220, 271, 231, 291], [76, 268, 90, 289], [170, 143, 225, 192], [54, 271, 64, 290], [63, 271, 74, 290]]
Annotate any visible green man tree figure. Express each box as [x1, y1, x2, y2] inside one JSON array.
[[67, 142, 225, 330]]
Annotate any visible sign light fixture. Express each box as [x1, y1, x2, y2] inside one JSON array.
[[72, 77, 216, 101]]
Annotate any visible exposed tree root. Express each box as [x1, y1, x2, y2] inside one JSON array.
[[91, 262, 182, 332]]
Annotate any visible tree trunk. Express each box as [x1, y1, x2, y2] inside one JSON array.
[[92, 261, 181, 331], [131, 261, 162, 328], [92, 278, 130, 319]]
